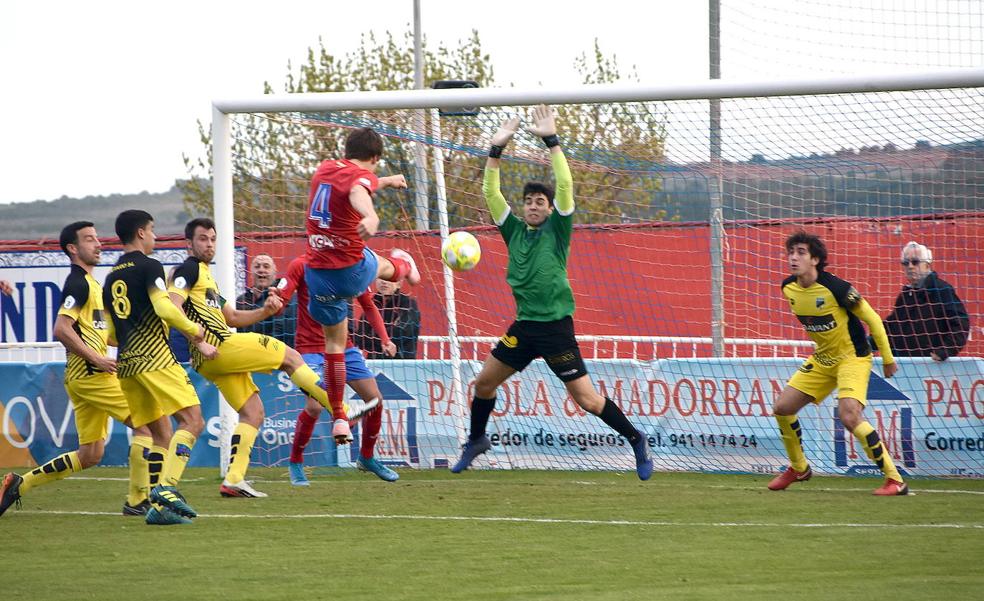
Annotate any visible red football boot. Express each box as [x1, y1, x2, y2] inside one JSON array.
[[873, 479, 909, 496], [767, 466, 813, 490]]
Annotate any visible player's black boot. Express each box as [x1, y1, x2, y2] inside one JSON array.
[[0, 473, 23, 518]]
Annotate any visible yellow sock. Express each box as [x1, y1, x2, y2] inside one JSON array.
[[853, 422, 903, 482], [291, 365, 330, 409], [226, 422, 259, 485], [289, 365, 352, 418], [128, 435, 152, 505], [20, 451, 83, 494], [162, 430, 197, 487], [775, 414, 809, 472], [147, 446, 166, 488]]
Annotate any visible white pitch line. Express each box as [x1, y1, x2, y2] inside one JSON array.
[[18, 509, 984, 529], [66, 476, 984, 495], [245, 477, 502, 484], [68, 476, 205, 482]]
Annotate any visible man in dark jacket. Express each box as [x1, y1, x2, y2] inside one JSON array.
[[236, 254, 296, 348], [883, 241, 970, 361], [354, 278, 420, 359]]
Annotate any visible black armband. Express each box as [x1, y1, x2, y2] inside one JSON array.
[[488, 145, 504, 159], [541, 134, 560, 148]]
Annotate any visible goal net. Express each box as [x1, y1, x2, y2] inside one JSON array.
[[214, 72, 983, 478]]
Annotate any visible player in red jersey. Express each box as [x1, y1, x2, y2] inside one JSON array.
[[304, 127, 419, 444], [275, 256, 399, 483]]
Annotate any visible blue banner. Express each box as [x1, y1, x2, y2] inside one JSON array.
[[1, 358, 981, 477]]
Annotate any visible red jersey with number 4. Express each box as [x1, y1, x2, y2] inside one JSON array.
[[305, 159, 378, 269]]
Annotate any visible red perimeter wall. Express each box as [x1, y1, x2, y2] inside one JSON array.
[[240, 214, 982, 358], [3, 214, 977, 357]]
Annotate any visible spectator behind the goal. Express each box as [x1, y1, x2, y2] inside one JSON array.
[[236, 254, 296, 348], [882, 241, 970, 361], [354, 278, 421, 359]]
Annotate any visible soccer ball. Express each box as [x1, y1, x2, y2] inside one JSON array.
[[441, 231, 482, 271]]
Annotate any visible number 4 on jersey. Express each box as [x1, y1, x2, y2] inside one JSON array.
[[309, 183, 333, 227]]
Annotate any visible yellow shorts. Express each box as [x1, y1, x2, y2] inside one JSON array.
[[196, 332, 287, 411], [65, 372, 131, 445], [119, 364, 200, 428], [787, 354, 873, 406]]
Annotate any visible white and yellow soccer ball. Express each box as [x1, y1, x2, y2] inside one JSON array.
[[441, 231, 482, 271]]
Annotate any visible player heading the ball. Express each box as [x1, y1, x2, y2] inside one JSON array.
[[303, 127, 421, 444]]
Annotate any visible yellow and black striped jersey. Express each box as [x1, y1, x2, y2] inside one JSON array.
[[57, 264, 110, 382], [168, 257, 231, 367], [103, 251, 179, 378], [782, 270, 887, 367]]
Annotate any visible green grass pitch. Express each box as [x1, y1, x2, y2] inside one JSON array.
[[2, 467, 982, 601]]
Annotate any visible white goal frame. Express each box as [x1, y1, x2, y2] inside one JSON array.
[[210, 67, 984, 472]]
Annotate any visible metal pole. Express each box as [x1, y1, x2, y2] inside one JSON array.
[[411, 0, 431, 230], [429, 109, 469, 452], [210, 105, 239, 476], [708, 0, 725, 358]]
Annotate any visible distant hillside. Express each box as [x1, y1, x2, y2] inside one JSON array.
[[0, 185, 190, 241]]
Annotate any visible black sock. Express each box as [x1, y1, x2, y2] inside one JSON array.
[[596, 398, 640, 443], [469, 396, 496, 440]]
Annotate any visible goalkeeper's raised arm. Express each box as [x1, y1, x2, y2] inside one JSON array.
[[525, 104, 573, 216], [482, 116, 519, 225], [482, 105, 574, 225]]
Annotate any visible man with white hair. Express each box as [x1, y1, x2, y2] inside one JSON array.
[[883, 241, 970, 361]]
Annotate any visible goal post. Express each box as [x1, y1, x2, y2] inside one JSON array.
[[211, 68, 984, 478]]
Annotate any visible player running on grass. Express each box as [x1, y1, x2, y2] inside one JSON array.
[[168, 218, 378, 498], [275, 256, 400, 484], [303, 127, 420, 446], [450, 106, 653, 480], [1, 222, 154, 519], [770, 231, 908, 496]]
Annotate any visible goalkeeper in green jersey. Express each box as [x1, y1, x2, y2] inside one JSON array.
[[450, 105, 653, 480]]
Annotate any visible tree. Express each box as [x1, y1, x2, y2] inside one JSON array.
[[180, 33, 668, 230]]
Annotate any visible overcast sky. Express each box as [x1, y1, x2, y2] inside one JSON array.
[[1, 1, 979, 204], [0, 1, 710, 204]]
